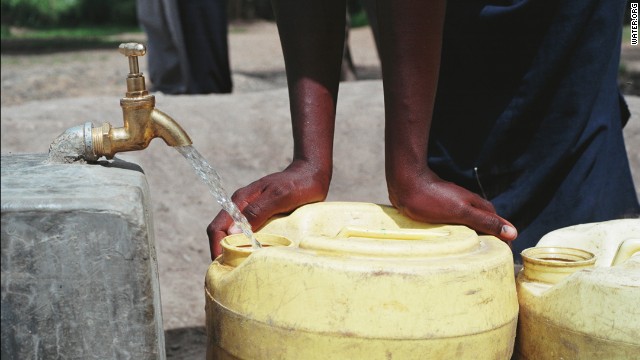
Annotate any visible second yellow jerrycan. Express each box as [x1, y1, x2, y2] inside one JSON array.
[[205, 202, 519, 359], [514, 219, 640, 360]]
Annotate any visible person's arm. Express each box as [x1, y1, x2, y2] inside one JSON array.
[[207, 0, 346, 259], [378, 0, 518, 242]]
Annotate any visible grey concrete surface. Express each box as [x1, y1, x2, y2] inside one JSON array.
[[1, 154, 165, 359]]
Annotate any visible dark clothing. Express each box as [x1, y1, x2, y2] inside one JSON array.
[[137, 0, 190, 94], [137, 0, 232, 94], [178, 0, 232, 93], [429, 0, 640, 257]]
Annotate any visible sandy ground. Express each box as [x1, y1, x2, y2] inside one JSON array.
[[0, 21, 381, 107], [2, 21, 639, 359]]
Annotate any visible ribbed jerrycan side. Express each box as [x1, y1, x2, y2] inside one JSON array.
[[515, 219, 640, 360], [205, 202, 518, 359]]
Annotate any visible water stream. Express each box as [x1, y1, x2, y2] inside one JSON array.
[[47, 130, 260, 249], [176, 145, 261, 249]]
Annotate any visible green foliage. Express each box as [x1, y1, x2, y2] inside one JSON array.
[[347, 0, 370, 28], [2, 25, 140, 39], [349, 8, 369, 28], [1, 24, 11, 37], [1, 0, 137, 28], [77, 0, 137, 26], [1, 24, 143, 53]]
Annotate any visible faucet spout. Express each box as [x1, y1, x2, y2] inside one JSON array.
[[150, 108, 192, 147]]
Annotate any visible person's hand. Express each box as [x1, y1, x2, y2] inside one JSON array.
[[207, 160, 331, 259], [387, 167, 517, 243]]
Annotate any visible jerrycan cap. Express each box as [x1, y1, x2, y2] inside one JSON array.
[[220, 233, 295, 267], [521, 247, 596, 284]]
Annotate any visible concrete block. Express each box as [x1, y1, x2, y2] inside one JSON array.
[[1, 154, 165, 359]]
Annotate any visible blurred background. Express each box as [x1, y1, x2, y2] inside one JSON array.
[[2, 0, 639, 99]]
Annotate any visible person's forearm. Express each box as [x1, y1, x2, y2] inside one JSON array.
[[377, 0, 446, 182], [272, 0, 346, 176]]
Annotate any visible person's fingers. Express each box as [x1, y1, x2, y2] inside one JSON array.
[[228, 224, 242, 234], [459, 207, 517, 243], [206, 166, 330, 260], [207, 211, 234, 259], [211, 229, 226, 259], [231, 181, 265, 211], [207, 212, 231, 241], [400, 195, 517, 243], [207, 179, 304, 259], [242, 183, 305, 229], [500, 223, 518, 242], [468, 193, 496, 213]]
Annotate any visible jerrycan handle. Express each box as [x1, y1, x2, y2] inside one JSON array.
[[611, 238, 640, 266], [298, 225, 479, 258], [336, 226, 451, 240]]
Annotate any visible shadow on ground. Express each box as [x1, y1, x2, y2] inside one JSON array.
[[165, 326, 207, 359]]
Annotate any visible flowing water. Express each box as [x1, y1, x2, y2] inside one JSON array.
[[176, 145, 261, 249], [47, 130, 260, 248]]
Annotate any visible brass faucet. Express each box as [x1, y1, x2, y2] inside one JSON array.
[[87, 43, 192, 161]]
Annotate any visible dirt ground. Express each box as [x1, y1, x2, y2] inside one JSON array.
[[2, 21, 639, 359], [0, 21, 381, 107]]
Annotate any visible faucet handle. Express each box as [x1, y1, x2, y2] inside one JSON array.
[[118, 43, 148, 97], [119, 43, 146, 76], [119, 43, 146, 57]]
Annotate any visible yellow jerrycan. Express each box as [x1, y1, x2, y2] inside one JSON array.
[[205, 202, 518, 359], [514, 219, 640, 360]]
